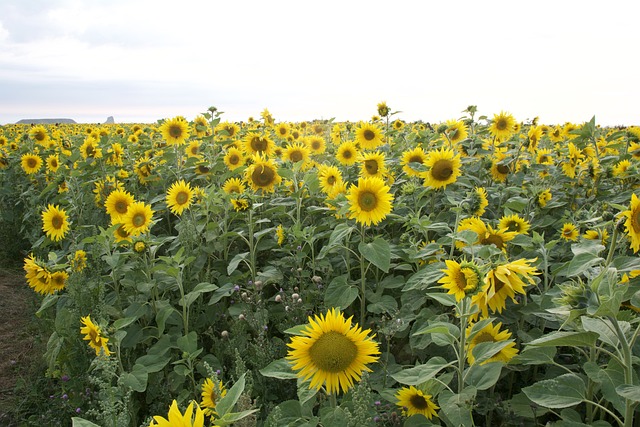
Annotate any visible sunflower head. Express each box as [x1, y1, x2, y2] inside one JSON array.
[[346, 177, 394, 226], [160, 116, 190, 146], [166, 179, 194, 215], [422, 148, 461, 189], [245, 154, 282, 193], [395, 386, 439, 419]]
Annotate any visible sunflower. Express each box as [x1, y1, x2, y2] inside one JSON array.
[[377, 101, 390, 117], [150, 400, 205, 427], [231, 198, 250, 212], [223, 147, 246, 171], [48, 271, 68, 293], [336, 141, 359, 165], [105, 189, 135, 224], [214, 121, 240, 139], [200, 378, 227, 416], [355, 122, 384, 150], [472, 258, 538, 317], [46, 154, 60, 173], [166, 180, 194, 215], [160, 116, 190, 146], [400, 147, 428, 177], [535, 148, 554, 165], [80, 315, 111, 356], [438, 259, 482, 301], [613, 159, 633, 178], [282, 142, 311, 165], [185, 141, 202, 159], [346, 177, 393, 226], [466, 322, 518, 365], [221, 177, 245, 195], [445, 119, 468, 144], [276, 224, 285, 246], [489, 111, 516, 141], [306, 135, 326, 154], [286, 308, 380, 395], [21, 153, 43, 174], [395, 386, 439, 419], [468, 187, 489, 216], [274, 122, 291, 139], [421, 148, 461, 189], [79, 137, 103, 159], [560, 223, 579, 241], [192, 115, 210, 138], [243, 132, 274, 156], [71, 250, 88, 272], [245, 154, 282, 193], [122, 201, 154, 236], [490, 157, 511, 183], [457, 217, 516, 251], [42, 204, 70, 242], [498, 214, 530, 235], [24, 254, 55, 295], [29, 125, 50, 145], [621, 193, 640, 253], [113, 224, 132, 243], [392, 119, 404, 131], [317, 165, 343, 195], [359, 151, 387, 179], [537, 189, 552, 208]]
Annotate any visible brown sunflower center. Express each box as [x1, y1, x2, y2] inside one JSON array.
[[27, 158, 37, 168], [363, 129, 375, 141], [497, 164, 510, 174], [250, 137, 268, 152], [493, 277, 505, 294], [50, 159, 58, 168], [169, 125, 183, 138], [505, 221, 520, 232], [474, 331, 495, 344], [431, 159, 454, 181], [632, 209, 640, 232], [327, 175, 336, 185], [409, 155, 423, 164], [51, 214, 64, 230], [482, 233, 504, 249], [342, 149, 353, 159], [358, 191, 378, 212], [308, 331, 358, 373], [312, 141, 321, 150], [132, 212, 146, 228], [229, 154, 240, 165], [289, 150, 303, 163], [252, 165, 275, 187], [364, 159, 379, 174], [454, 270, 468, 291], [278, 127, 287, 135], [176, 191, 189, 205], [496, 118, 508, 131], [86, 145, 95, 157], [225, 126, 236, 137], [409, 393, 429, 410], [115, 200, 128, 214], [34, 131, 46, 141]]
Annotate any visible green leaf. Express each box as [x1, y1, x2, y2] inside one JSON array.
[[215, 409, 260, 426], [317, 223, 354, 259], [135, 353, 171, 373], [559, 252, 604, 278], [522, 374, 586, 409], [177, 331, 198, 354], [465, 362, 504, 390], [526, 331, 598, 348], [425, 292, 457, 307], [391, 357, 454, 385], [155, 302, 177, 335], [580, 316, 623, 347], [438, 388, 476, 427], [510, 346, 556, 365], [227, 251, 249, 275], [71, 418, 102, 427], [297, 378, 318, 405], [259, 358, 297, 380], [216, 373, 246, 417], [367, 295, 398, 314], [403, 262, 445, 291], [208, 283, 235, 305], [358, 237, 391, 273], [471, 341, 514, 365], [616, 384, 640, 402], [324, 274, 358, 309], [122, 364, 148, 392]]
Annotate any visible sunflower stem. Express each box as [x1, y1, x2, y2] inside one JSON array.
[[457, 297, 469, 394], [360, 224, 367, 327], [604, 222, 620, 268], [329, 392, 338, 409]]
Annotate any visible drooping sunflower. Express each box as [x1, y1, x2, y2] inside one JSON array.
[[231, 198, 250, 212], [160, 116, 190, 146], [421, 148, 461, 189], [282, 142, 311, 165], [472, 258, 538, 317], [48, 271, 68, 293], [336, 141, 359, 165], [395, 386, 439, 420], [317, 165, 343, 195], [346, 177, 394, 226], [149, 400, 205, 427], [200, 378, 227, 416], [122, 201, 154, 236], [286, 308, 380, 395], [243, 132, 275, 156], [42, 204, 70, 242], [560, 223, 579, 241], [490, 156, 511, 183], [355, 122, 384, 150], [621, 193, 640, 253], [466, 322, 518, 365], [498, 214, 531, 235], [21, 153, 43, 175], [80, 315, 111, 356], [377, 101, 390, 117], [359, 151, 387, 179], [114, 224, 132, 243], [192, 115, 210, 138], [166, 180, 194, 215], [438, 259, 482, 301], [71, 250, 88, 272], [105, 188, 135, 224], [222, 177, 246, 195], [223, 147, 246, 171], [79, 137, 103, 159], [457, 217, 516, 251], [489, 111, 516, 141], [244, 154, 282, 193], [400, 146, 428, 177], [538, 189, 552, 207], [468, 187, 489, 216], [24, 254, 54, 295]]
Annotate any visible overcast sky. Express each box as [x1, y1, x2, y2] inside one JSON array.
[[1, 0, 639, 125]]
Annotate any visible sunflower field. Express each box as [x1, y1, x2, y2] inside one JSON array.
[[1, 104, 640, 427]]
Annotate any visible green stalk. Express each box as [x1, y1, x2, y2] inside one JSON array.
[[457, 298, 469, 394], [359, 225, 367, 326], [608, 315, 635, 427]]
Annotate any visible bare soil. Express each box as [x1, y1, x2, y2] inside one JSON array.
[[0, 268, 39, 425]]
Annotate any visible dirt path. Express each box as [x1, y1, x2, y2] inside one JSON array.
[[0, 267, 38, 425]]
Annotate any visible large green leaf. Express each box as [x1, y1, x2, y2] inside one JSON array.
[[317, 223, 354, 259], [216, 373, 246, 417], [465, 362, 504, 390], [259, 358, 297, 380], [71, 419, 101, 427], [324, 274, 358, 309], [122, 364, 148, 392], [438, 388, 476, 427], [522, 374, 586, 409], [616, 384, 640, 402], [526, 331, 598, 348], [358, 237, 391, 273], [391, 357, 454, 385]]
